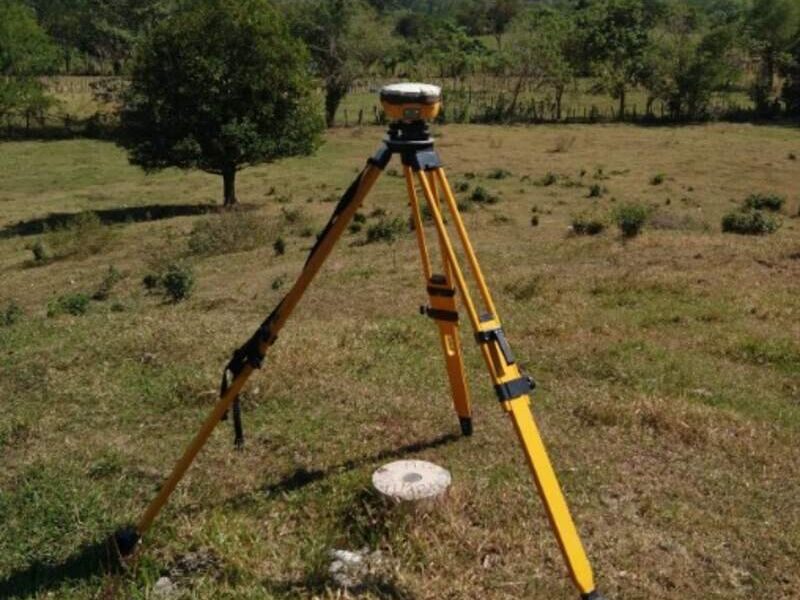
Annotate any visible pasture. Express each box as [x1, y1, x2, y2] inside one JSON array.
[[1, 122, 799, 599]]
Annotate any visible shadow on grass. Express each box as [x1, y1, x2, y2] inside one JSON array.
[[227, 432, 461, 508], [0, 538, 125, 599], [0, 203, 223, 239]]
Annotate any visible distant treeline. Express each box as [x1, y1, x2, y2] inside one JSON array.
[[1, 0, 799, 135]]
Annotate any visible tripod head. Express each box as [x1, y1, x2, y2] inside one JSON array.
[[380, 82, 442, 124], [380, 83, 441, 143]]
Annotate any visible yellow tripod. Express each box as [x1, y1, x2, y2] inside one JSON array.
[[115, 84, 605, 600]]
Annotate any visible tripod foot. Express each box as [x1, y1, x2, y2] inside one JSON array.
[[113, 527, 141, 557], [459, 417, 473, 437], [582, 591, 607, 600]]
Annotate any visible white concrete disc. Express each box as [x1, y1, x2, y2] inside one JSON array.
[[372, 459, 451, 501]]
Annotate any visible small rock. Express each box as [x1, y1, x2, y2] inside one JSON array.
[[153, 576, 176, 597]]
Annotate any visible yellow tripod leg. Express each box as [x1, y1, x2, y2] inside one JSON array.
[[414, 168, 602, 599], [406, 167, 472, 435], [114, 163, 384, 556]]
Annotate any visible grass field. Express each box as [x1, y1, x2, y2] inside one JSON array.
[[1, 122, 799, 600]]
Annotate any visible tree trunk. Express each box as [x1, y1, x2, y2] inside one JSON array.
[[325, 82, 347, 128], [618, 87, 626, 121], [223, 168, 237, 207]]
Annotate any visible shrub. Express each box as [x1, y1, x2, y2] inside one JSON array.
[[588, 184, 605, 198], [612, 203, 649, 238], [572, 212, 606, 236], [531, 215, 539, 227], [650, 173, 666, 185], [470, 186, 499, 204], [487, 168, 512, 179], [29, 239, 49, 263], [92, 265, 124, 301], [40, 212, 115, 260], [348, 222, 362, 234], [161, 263, 195, 302], [536, 172, 558, 187], [550, 135, 576, 153], [273, 237, 286, 256], [454, 180, 470, 193], [142, 273, 161, 290], [743, 193, 784, 212], [369, 208, 386, 218], [188, 210, 273, 256], [48, 293, 90, 317], [353, 212, 367, 224], [721, 211, 779, 235], [2, 300, 23, 326], [271, 275, 286, 290], [366, 217, 406, 244]]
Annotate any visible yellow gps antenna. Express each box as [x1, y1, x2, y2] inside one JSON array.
[[115, 82, 607, 600]]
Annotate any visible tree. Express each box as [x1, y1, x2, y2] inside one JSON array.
[[118, 0, 323, 207], [284, 0, 387, 128], [581, 0, 652, 118], [504, 8, 577, 120], [0, 0, 56, 129], [456, 0, 521, 49], [783, 39, 800, 114], [747, 0, 800, 112], [642, 6, 739, 119]]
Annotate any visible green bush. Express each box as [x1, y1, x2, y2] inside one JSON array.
[[93, 265, 123, 301], [650, 173, 666, 185], [612, 203, 649, 238], [29, 239, 49, 263], [188, 210, 273, 256], [531, 215, 539, 227], [161, 263, 195, 302], [142, 273, 161, 290], [572, 212, 606, 236], [2, 300, 23, 327], [743, 193, 785, 212], [37, 212, 115, 261], [353, 212, 367, 224], [537, 172, 558, 187], [470, 186, 499, 204], [48, 293, 90, 317], [366, 217, 406, 244], [273, 237, 286, 256], [454, 180, 470, 193], [588, 183, 605, 198], [487, 168, 512, 180], [721, 210, 780, 235]]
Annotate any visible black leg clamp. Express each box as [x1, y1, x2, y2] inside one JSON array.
[[475, 327, 516, 365], [494, 375, 535, 403], [420, 305, 459, 323], [581, 591, 607, 600]]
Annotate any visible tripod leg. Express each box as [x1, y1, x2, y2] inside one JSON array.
[[413, 168, 602, 599], [115, 161, 385, 555], [405, 167, 472, 436]]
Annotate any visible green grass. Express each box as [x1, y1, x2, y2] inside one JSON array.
[[1, 122, 799, 599]]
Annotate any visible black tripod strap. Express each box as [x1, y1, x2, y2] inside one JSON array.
[[219, 164, 374, 449]]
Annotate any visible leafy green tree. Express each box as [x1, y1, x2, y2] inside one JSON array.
[[284, 0, 387, 127], [643, 6, 739, 119], [581, 0, 652, 118], [505, 8, 578, 120], [456, 0, 521, 49], [0, 0, 56, 128], [783, 41, 800, 115], [746, 0, 800, 112], [118, 0, 323, 206]]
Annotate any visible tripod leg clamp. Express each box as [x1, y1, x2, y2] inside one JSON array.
[[420, 305, 459, 323], [476, 326, 516, 366], [494, 376, 535, 403]]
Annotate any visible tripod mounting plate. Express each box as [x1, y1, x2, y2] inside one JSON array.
[[381, 82, 442, 123]]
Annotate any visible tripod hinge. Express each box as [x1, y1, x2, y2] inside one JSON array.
[[494, 375, 535, 403], [475, 327, 516, 365], [420, 305, 459, 323]]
